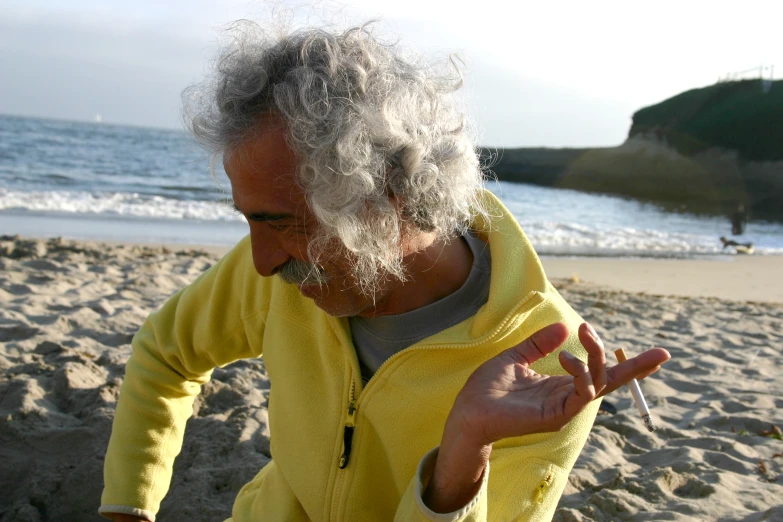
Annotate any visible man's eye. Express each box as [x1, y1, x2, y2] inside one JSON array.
[[269, 223, 291, 232]]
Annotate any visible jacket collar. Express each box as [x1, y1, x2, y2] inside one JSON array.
[[328, 190, 550, 350], [467, 190, 548, 334]]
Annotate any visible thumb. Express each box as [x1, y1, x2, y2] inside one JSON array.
[[507, 322, 569, 366]]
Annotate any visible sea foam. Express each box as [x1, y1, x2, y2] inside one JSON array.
[[0, 188, 241, 222]]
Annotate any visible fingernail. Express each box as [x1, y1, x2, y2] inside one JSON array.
[[562, 351, 575, 360]]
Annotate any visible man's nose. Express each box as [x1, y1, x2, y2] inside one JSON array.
[[250, 230, 291, 277]]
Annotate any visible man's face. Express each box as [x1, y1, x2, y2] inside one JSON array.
[[224, 120, 390, 317]]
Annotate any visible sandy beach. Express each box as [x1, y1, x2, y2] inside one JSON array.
[[1, 235, 781, 521], [542, 256, 783, 304]]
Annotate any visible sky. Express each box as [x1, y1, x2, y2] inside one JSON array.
[[0, 0, 780, 147]]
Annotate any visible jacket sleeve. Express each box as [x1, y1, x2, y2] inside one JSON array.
[[100, 238, 268, 521], [395, 297, 600, 522]]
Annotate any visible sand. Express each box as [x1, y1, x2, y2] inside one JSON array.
[[552, 280, 783, 521], [1, 235, 781, 521], [542, 256, 783, 304]]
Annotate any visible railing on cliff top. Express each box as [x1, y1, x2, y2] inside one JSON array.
[[718, 65, 775, 93]]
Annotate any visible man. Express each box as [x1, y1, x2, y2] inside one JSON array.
[[731, 204, 747, 236], [101, 23, 668, 521]]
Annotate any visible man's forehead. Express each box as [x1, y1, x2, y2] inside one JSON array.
[[223, 123, 307, 217], [225, 123, 294, 173]]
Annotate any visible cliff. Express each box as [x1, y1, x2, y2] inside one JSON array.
[[630, 79, 783, 162], [481, 79, 783, 221]]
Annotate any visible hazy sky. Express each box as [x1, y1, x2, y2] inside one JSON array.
[[1, 0, 780, 147]]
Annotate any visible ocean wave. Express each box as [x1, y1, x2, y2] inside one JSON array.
[[0, 188, 242, 222], [2, 188, 781, 256]]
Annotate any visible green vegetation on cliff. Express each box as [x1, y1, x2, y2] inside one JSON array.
[[630, 79, 783, 161]]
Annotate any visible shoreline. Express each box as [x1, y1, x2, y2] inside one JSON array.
[[6, 234, 782, 304]]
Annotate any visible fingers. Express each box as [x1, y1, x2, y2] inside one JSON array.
[[508, 322, 569, 366], [560, 351, 595, 414], [560, 351, 595, 398], [604, 348, 671, 396], [637, 365, 661, 381], [578, 323, 607, 395]]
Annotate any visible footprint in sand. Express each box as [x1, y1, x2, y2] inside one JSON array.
[[656, 468, 716, 499]]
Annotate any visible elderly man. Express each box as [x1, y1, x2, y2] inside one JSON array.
[[101, 23, 668, 522]]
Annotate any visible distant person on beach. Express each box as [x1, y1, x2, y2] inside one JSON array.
[[101, 23, 669, 522], [731, 203, 747, 235]]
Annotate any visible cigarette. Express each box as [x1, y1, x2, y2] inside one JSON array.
[[614, 348, 656, 432]]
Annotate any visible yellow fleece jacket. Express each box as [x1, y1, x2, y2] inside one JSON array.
[[100, 192, 599, 522]]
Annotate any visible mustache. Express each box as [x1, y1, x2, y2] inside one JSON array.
[[277, 257, 330, 286]]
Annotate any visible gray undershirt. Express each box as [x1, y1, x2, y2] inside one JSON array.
[[349, 232, 492, 384]]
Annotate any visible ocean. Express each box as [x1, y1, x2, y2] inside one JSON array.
[[2, 113, 782, 257]]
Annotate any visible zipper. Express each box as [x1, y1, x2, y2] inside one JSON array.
[[337, 385, 358, 468], [534, 472, 554, 504], [329, 380, 357, 521]]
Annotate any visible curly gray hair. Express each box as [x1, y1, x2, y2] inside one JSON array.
[[184, 21, 488, 294]]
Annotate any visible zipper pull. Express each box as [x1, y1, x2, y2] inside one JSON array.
[[338, 400, 358, 469], [534, 473, 553, 504]]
